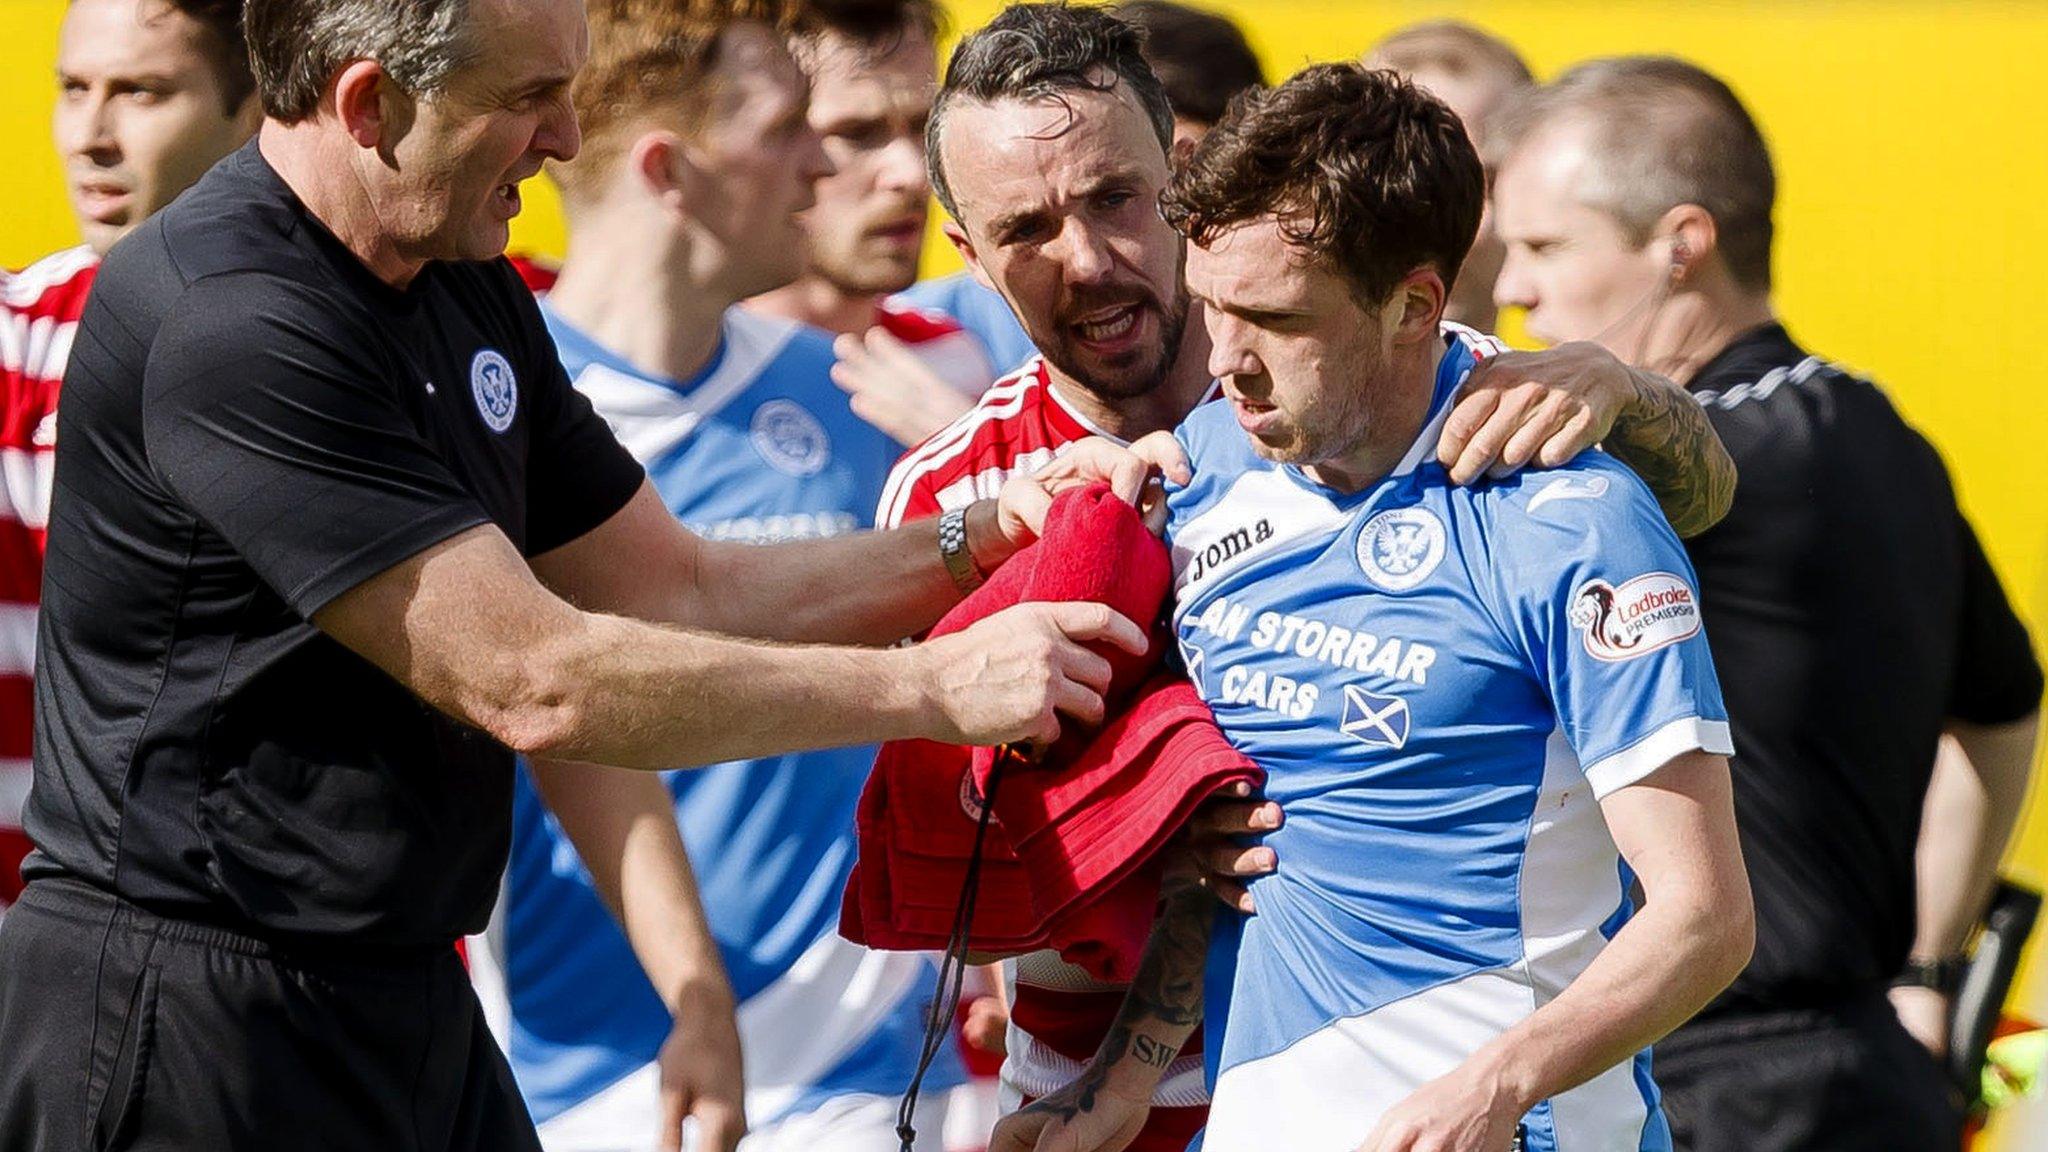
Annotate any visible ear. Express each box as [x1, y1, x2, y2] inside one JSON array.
[[943, 219, 998, 293], [1388, 266, 1447, 345], [1656, 203, 1718, 284], [629, 130, 692, 215], [332, 60, 400, 151]]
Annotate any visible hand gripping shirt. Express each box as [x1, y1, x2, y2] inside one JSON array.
[[1168, 328, 1732, 1152], [501, 303, 962, 1134]]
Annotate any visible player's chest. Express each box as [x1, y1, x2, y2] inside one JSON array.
[[1173, 512, 1537, 766]]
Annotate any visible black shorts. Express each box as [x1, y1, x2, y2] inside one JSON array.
[[0, 875, 541, 1152], [1655, 992, 1962, 1152]]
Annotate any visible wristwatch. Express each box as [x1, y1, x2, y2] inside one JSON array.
[[938, 507, 985, 594], [1892, 955, 1966, 994]]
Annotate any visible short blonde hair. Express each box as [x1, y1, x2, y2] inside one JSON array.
[[550, 0, 798, 204]]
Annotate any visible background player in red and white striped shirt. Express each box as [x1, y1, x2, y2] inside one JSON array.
[[0, 0, 256, 917], [749, 0, 996, 447], [884, 8, 1743, 1151]]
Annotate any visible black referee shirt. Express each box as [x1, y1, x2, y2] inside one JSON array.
[[22, 142, 644, 951], [1681, 322, 2041, 1016]]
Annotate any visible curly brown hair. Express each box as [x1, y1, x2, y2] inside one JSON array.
[[1161, 62, 1483, 307]]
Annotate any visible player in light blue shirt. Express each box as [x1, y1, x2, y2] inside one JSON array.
[[485, 9, 965, 1150], [504, 305, 962, 1148], [1000, 64, 1753, 1152]]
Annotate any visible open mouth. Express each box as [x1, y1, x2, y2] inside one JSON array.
[[1071, 304, 1143, 347], [1227, 390, 1282, 435]]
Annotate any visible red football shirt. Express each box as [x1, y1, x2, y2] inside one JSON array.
[[879, 356, 1212, 1146], [0, 245, 97, 911]]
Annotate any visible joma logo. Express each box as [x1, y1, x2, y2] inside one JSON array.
[[1187, 518, 1273, 584]]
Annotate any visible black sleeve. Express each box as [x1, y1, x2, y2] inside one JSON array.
[[502, 263, 644, 555], [141, 272, 494, 617], [1947, 510, 2044, 724]]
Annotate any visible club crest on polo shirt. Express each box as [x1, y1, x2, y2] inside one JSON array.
[[1570, 571, 1702, 661], [470, 348, 518, 433], [750, 399, 832, 477], [1357, 507, 1446, 591]]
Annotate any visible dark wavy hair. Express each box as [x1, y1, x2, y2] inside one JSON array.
[[1108, 0, 1263, 129], [1161, 62, 1483, 306], [926, 3, 1173, 218], [162, 0, 256, 113]]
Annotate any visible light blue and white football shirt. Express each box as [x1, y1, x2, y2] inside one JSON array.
[[502, 304, 964, 1142], [1168, 327, 1731, 1152]]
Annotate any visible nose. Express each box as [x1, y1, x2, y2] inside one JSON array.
[[1492, 247, 1534, 311], [803, 125, 835, 184], [877, 134, 926, 196], [1205, 313, 1261, 382], [59, 89, 119, 164], [535, 91, 580, 164], [1052, 219, 1114, 286]]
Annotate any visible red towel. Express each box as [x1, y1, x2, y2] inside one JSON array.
[[841, 485, 1263, 981]]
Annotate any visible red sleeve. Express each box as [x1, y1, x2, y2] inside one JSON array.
[[877, 458, 945, 530]]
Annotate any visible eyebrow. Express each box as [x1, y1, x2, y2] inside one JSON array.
[[983, 169, 1146, 239], [57, 68, 181, 86], [1197, 288, 1308, 320]]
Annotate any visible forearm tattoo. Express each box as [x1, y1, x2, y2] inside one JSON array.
[[1015, 889, 1215, 1122], [1605, 369, 1738, 539]]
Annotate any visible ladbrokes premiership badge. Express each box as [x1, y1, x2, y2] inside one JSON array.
[[1570, 572, 1702, 661]]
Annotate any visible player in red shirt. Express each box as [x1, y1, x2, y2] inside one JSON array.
[[0, 0, 257, 917], [889, 8, 1740, 1151], [747, 0, 996, 447]]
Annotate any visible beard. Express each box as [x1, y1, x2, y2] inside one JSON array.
[[1243, 329, 1392, 470], [1040, 280, 1192, 401], [809, 196, 927, 298], [813, 241, 920, 298]]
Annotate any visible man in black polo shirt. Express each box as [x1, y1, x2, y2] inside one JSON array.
[[0, 0, 1164, 1148], [1492, 56, 2043, 1151]]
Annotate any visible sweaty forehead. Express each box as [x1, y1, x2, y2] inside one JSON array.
[[1187, 220, 1318, 307], [941, 85, 1166, 217]]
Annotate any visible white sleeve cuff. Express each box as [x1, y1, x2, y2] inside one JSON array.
[[1582, 716, 1734, 800]]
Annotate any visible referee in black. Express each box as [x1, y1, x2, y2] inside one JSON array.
[[0, 1, 1158, 1148], [1491, 58, 2043, 1151]]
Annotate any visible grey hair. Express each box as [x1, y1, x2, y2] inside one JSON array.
[[1492, 55, 1777, 292], [926, 3, 1174, 219], [244, 0, 482, 122]]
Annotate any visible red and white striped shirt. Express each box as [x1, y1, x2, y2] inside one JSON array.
[[872, 299, 995, 400], [0, 245, 97, 911], [876, 356, 1115, 529], [877, 355, 1213, 1142]]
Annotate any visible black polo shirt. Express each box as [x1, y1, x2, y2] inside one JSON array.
[[1679, 322, 2041, 1016], [22, 141, 644, 951]]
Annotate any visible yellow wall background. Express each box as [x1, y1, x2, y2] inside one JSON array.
[[3, 0, 2047, 1103]]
